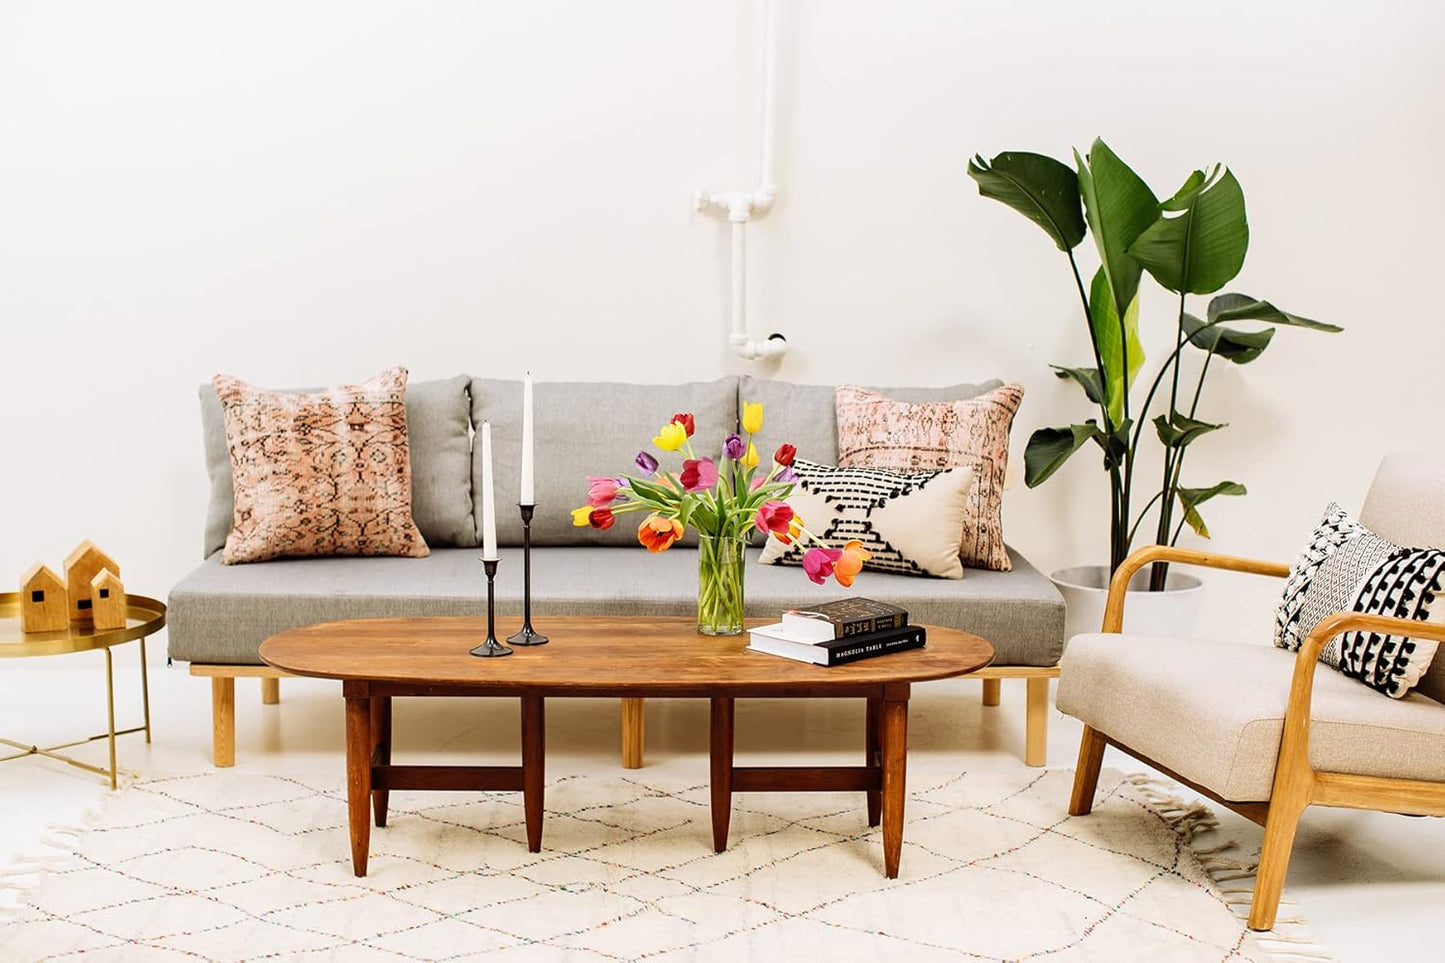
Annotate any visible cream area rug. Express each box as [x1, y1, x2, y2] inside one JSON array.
[[0, 765, 1327, 962]]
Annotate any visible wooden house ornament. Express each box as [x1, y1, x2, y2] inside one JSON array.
[[89, 569, 127, 630], [20, 562, 68, 633], [64, 540, 118, 623]]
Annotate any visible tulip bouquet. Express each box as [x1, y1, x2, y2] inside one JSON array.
[[572, 402, 871, 635]]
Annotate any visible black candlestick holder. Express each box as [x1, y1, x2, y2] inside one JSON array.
[[470, 558, 513, 658], [506, 503, 549, 646]]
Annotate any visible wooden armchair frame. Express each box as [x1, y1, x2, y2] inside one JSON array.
[[1067, 544, 1445, 931]]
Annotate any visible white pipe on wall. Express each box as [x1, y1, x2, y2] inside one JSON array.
[[696, 0, 788, 362]]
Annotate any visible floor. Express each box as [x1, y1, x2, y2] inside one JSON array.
[[3, 647, 1443, 962]]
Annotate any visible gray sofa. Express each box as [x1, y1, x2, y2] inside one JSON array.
[[169, 375, 1065, 766]]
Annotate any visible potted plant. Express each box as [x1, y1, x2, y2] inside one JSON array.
[[969, 139, 1340, 638]]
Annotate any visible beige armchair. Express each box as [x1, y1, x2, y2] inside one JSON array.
[[1057, 453, 1445, 931]]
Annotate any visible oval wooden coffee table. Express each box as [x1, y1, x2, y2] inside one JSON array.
[[260, 616, 994, 879]]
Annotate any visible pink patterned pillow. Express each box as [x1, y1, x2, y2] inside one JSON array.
[[835, 383, 1024, 571], [214, 368, 429, 564]]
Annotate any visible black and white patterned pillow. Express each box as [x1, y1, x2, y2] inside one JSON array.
[[757, 459, 976, 580], [1274, 503, 1445, 697]]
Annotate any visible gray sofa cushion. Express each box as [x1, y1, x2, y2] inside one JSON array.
[[470, 378, 740, 548], [739, 376, 1006, 468], [167, 545, 1063, 667], [200, 374, 476, 555]]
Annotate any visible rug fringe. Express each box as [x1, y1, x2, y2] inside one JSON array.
[[0, 775, 130, 914], [1124, 774, 1334, 962]]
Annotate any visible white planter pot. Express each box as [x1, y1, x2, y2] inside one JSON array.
[[1051, 564, 1204, 642]]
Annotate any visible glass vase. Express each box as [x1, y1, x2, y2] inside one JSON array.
[[697, 533, 747, 636]]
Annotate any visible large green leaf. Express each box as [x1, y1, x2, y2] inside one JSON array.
[[1153, 412, 1224, 448], [1181, 312, 1275, 364], [1051, 365, 1104, 405], [1208, 293, 1342, 332], [968, 152, 1086, 252], [1128, 166, 1249, 295], [1161, 170, 1206, 211], [1176, 481, 1247, 538], [1076, 139, 1158, 319], [1088, 267, 1144, 425], [1024, 424, 1098, 487]]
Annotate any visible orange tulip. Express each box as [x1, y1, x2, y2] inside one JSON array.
[[834, 539, 872, 587], [638, 514, 685, 553]]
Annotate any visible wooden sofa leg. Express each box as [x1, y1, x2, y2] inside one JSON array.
[[981, 678, 1001, 706], [212, 677, 236, 768], [1248, 792, 1309, 930], [1068, 725, 1106, 815], [1025, 677, 1049, 766], [261, 677, 280, 705], [621, 697, 644, 769]]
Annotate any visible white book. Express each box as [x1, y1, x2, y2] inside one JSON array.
[[747, 624, 830, 665]]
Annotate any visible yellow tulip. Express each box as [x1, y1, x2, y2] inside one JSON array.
[[653, 421, 688, 452], [741, 441, 759, 468], [741, 402, 764, 434], [570, 505, 593, 527]]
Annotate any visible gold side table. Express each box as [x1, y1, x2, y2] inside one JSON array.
[[0, 592, 165, 789]]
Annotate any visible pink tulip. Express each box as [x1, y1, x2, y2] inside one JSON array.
[[802, 546, 843, 584], [679, 458, 719, 493], [587, 476, 622, 507]]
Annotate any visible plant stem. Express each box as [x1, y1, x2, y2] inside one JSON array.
[[1149, 290, 1190, 590]]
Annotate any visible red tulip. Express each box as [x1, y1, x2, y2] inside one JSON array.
[[670, 412, 696, 437], [753, 500, 793, 537], [679, 457, 719, 493], [773, 444, 797, 467], [589, 507, 616, 530]]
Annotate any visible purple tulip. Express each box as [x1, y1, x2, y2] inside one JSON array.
[[635, 451, 659, 474], [723, 432, 746, 460], [775, 466, 798, 485]]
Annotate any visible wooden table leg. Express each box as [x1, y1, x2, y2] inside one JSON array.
[[866, 697, 881, 827], [345, 694, 372, 877], [710, 696, 735, 853], [621, 697, 644, 769], [880, 686, 909, 878], [370, 696, 392, 828], [522, 695, 545, 853]]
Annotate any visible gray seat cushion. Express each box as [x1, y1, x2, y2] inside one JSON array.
[[167, 545, 1063, 667], [470, 378, 740, 548], [199, 374, 476, 554], [1057, 633, 1445, 802], [739, 376, 1005, 467]]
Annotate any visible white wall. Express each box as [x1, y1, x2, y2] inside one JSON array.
[[2, 0, 1442, 642]]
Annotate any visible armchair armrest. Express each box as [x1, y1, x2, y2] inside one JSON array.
[[1103, 545, 1291, 633]]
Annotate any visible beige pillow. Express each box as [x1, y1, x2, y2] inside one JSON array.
[[835, 383, 1023, 571], [214, 368, 429, 564], [758, 460, 977, 580]]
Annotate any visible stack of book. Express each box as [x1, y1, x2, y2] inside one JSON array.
[[747, 598, 925, 666]]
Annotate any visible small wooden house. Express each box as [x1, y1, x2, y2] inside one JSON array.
[[90, 569, 127, 631], [64, 540, 119, 623], [20, 562, 68, 633]]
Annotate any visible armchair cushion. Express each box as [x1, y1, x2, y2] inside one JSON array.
[[1057, 633, 1445, 801]]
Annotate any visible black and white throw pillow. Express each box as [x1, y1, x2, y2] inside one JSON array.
[[1274, 503, 1445, 698], [758, 459, 976, 580]]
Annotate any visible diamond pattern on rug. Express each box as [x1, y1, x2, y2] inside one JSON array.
[[0, 766, 1282, 961]]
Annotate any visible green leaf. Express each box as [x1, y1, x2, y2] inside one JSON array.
[[1181, 312, 1275, 364], [1153, 412, 1225, 448], [1051, 365, 1104, 405], [968, 151, 1086, 252], [1088, 267, 1144, 425], [1128, 166, 1249, 295], [1161, 169, 1206, 211], [1076, 139, 1158, 319], [1024, 424, 1098, 487], [1176, 481, 1247, 538], [1208, 293, 1342, 332]]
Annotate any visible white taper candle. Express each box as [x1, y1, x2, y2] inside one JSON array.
[[520, 372, 535, 505], [481, 421, 499, 561]]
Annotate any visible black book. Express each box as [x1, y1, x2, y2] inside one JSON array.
[[780, 597, 908, 642], [748, 623, 927, 667]]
